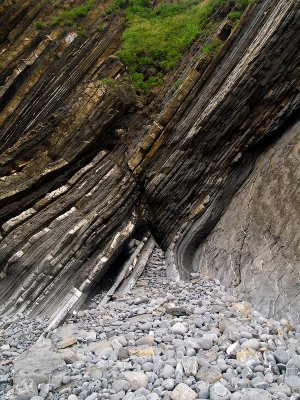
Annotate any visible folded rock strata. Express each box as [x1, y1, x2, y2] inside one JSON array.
[[0, 0, 299, 324]]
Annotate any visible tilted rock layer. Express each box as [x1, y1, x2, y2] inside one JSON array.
[[193, 120, 300, 323], [0, 0, 299, 324]]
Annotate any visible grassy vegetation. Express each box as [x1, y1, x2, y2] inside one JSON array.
[[97, 23, 107, 32], [227, 10, 242, 21], [53, 0, 94, 26], [99, 77, 119, 88], [76, 26, 88, 37], [35, 21, 45, 30], [236, 0, 251, 6], [202, 37, 223, 56], [49, 0, 250, 91], [113, 0, 251, 91]]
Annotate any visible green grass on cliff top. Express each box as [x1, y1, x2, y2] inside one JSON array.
[[116, 0, 251, 91], [54, 0, 94, 26]]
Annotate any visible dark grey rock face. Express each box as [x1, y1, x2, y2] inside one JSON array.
[[192, 119, 300, 323]]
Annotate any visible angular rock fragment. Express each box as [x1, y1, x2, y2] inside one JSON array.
[[6, 378, 38, 400], [57, 338, 77, 349], [210, 382, 231, 400], [236, 348, 261, 366], [182, 356, 198, 376], [13, 339, 66, 387], [171, 383, 197, 400], [123, 371, 149, 390]]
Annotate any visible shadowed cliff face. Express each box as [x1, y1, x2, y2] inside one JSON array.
[[192, 119, 300, 323], [0, 0, 299, 326]]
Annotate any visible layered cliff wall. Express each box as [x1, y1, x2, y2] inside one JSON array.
[[0, 0, 299, 326], [193, 119, 300, 323]]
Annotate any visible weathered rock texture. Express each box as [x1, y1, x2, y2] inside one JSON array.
[[193, 119, 300, 323], [0, 0, 299, 325]]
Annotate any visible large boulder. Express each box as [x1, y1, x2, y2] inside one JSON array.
[[13, 339, 66, 387]]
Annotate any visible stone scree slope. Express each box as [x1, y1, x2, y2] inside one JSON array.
[[1, 246, 300, 400]]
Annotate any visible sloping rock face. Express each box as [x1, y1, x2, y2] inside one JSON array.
[[193, 119, 300, 323], [0, 0, 299, 325]]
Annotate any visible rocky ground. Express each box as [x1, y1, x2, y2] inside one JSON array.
[[1, 247, 300, 400]]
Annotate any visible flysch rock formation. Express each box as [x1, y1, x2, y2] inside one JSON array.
[[0, 0, 299, 333]]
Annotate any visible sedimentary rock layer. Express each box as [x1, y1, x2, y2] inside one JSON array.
[[0, 0, 299, 323], [193, 119, 300, 323]]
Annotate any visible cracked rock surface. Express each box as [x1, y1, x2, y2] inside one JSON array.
[[193, 118, 300, 323], [1, 247, 300, 400]]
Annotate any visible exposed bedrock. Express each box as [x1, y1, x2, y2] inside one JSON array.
[[189, 119, 300, 323], [0, 0, 299, 325]]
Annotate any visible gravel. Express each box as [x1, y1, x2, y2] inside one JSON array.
[[1, 246, 300, 400]]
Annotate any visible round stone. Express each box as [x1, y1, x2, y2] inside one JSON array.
[[171, 323, 187, 335], [285, 375, 300, 390], [112, 379, 130, 392], [123, 371, 149, 390], [210, 382, 231, 400], [274, 350, 289, 364], [241, 389, 272, 400], [161, 364, 174, 379], [241, 339, 260, 351], [198, 338, 213, 350], [163, 378, 175, 390]]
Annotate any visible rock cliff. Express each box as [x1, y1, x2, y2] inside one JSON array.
[[193, 119, 300, 323], [0, 0, 299, 326]]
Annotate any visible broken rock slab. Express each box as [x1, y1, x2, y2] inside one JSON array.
[[6, 378, 38, 400], [13, 338, 66, 387]]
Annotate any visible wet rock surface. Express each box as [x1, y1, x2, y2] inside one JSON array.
[[1, 247, 300, 400]]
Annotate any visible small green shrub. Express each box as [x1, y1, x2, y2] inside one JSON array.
[[97, 23, 106, 32], [99, 77, 118, 87], [237, 0, 251, 8], [35, 21, 44, 29], [53, 0, 94, 26], [227, 10, 242, 21], [202, 37, 223, 56], [76, 26, 88, 37], [104, 0, 127, 15]]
